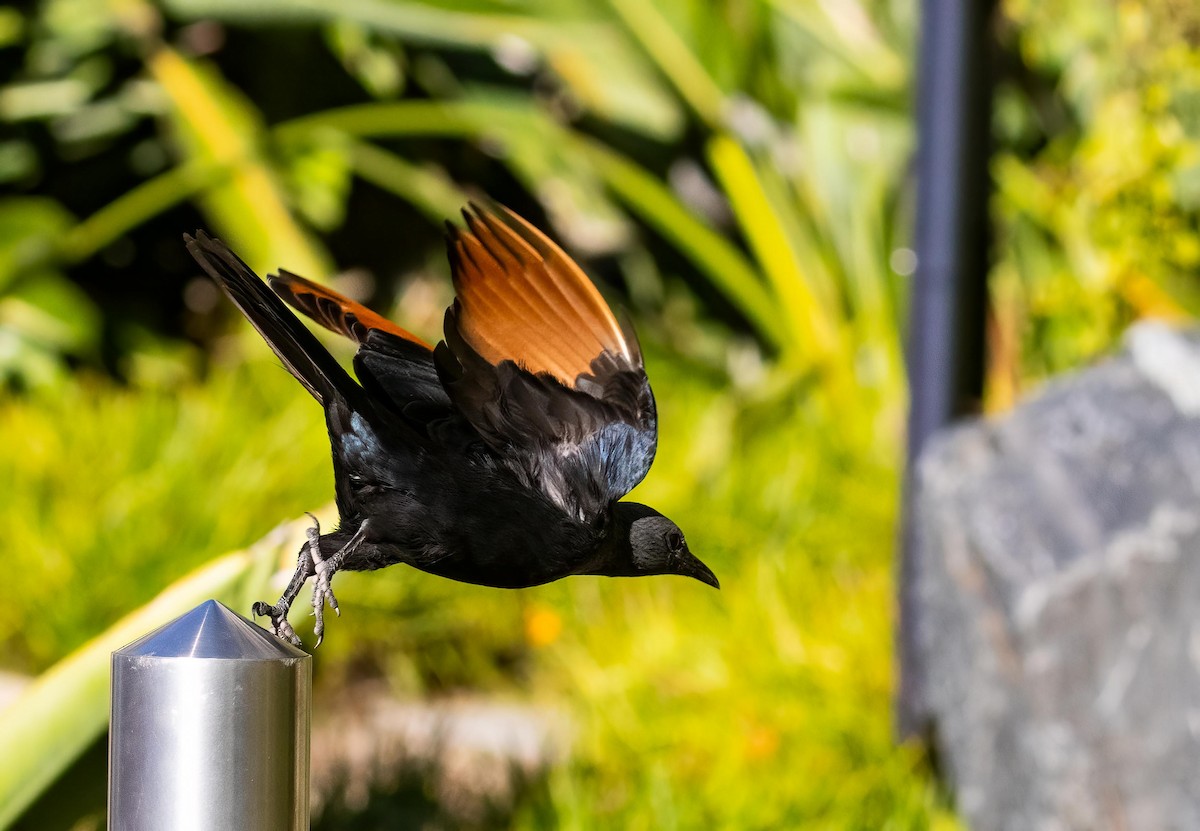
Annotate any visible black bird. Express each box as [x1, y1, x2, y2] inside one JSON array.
[[185, 203, 717, 645]]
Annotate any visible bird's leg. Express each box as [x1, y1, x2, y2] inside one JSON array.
[[310, 518, 372, 646], [252, 517, 320, 646]]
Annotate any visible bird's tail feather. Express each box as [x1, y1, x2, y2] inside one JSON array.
[[185, 231, 361, 408]]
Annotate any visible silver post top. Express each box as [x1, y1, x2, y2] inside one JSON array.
[[114, 599, 306, 661], [109, 600, 311, 831]]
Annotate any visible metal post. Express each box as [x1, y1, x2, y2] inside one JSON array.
[[109, 599, 311, 830], [898, 0, 996, 738]]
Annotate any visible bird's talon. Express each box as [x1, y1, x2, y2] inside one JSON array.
[[313, 608, 325, 646], [250, 599, 302, 645]]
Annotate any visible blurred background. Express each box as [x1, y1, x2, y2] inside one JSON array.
[[0, 0, 1195, 827]]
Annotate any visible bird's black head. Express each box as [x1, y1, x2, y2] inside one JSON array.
[[606, 502, 719, 588]]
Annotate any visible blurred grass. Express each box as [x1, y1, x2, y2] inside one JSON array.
[[0, 343, 956, 827], [0, 357, 329, 668], [508, 361, 949, 828]]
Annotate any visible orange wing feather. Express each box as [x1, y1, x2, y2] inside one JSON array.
[[445, 203, 636, 387], [269, 270, 432, 350]]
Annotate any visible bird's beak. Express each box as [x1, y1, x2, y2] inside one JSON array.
[[677, 550, 720, 589]]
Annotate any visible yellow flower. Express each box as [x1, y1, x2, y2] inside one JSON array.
[[524, 604, 563, 648]]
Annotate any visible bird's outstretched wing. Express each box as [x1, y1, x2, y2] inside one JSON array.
[[268, 269, 452, 422], [435, 203, 657, 523]]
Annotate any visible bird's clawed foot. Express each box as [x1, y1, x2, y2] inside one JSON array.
[[251, 512, 320, 648], [252, 598, 302, 646], [306, 513, 341, 646], [253, 513, 365, 648]]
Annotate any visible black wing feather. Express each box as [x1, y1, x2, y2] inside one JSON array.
[[184, 232, 363, 409]]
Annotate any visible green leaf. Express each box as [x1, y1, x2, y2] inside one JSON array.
[[147, 46, 330, 277], [161, 0, 683, 138], [707, 134, 837, 360], [60, 162, 215, 264], [576, 138, 786, 349], [346, 139, 466, 224], [0, 270, 100, 352], [0, 198, 73, 292], [277, 130, 355, 232], [604, 0, 727, 128]]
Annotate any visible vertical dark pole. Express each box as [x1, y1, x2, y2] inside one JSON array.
[[898, 0, 995, 738]]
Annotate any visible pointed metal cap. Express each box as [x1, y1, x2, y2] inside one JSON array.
[[110, 599, 310, 830], [115, 599, 306, 660]]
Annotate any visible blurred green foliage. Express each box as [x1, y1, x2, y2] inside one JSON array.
[[3, 0, 1198, 826], [0, 198, 101, 389], [0, 0, 914, 410], [992, 0, 1200, 397], [0, 357, 330, 668]]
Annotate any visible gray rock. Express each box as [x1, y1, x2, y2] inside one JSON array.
[[912, 322, 1200, 831]]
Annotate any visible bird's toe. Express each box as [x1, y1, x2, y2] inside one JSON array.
[[253, 599, 302, 646], [309, 562, 340, 646]]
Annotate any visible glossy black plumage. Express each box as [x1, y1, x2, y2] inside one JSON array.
[[185, 204, 717, 646]]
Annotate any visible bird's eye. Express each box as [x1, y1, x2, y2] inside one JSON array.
[[667, 530, 684, 552]]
